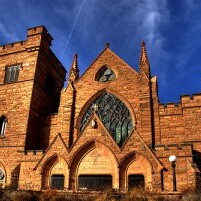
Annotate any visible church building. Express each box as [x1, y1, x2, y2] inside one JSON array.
[[0, 26, 201, 193]]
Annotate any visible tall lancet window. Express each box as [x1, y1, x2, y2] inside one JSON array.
[[80, 93, 133, 146], [0, 116, 7, 136]]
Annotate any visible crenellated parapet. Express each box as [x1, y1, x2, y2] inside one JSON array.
[[159, 102, 182, 116], [26, 25, 53, 51], [159, 93, 201, 116], [180, 93, 201, 107], [0, 25, 52, 56], [0, 41, 26, 55]]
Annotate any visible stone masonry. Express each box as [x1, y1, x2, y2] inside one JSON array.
[[0, 26, 201, 193]]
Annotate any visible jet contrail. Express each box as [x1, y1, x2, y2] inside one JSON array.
[[61, 0, 86, 59]]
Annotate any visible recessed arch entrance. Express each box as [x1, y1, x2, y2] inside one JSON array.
[[41, 155, 68, 189], [69, 140, 119, 191], [119, 152, 153, 191]]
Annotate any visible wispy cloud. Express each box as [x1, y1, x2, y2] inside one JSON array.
[[0, 23, 21, 43], [0, 0, 201, 103]]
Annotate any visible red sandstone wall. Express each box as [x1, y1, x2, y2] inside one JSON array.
[[58, 48, 155, 147], [159, 94, 201, 146], [0, 26, 66, 187]]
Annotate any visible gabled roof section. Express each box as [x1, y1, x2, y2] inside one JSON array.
[[76, 43, 138, 82], [121, 129, 164, 171], [33, 133, 69, 171], [70, 112, 121, 153]]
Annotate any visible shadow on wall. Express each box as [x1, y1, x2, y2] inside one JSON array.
[[11, 164, 20, 190]]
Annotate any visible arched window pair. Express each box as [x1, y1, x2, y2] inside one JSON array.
[[0, 116, 7, 136], [80, 93, 133, 146]]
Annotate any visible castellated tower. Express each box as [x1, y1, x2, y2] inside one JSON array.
[[0, 26, 66, 188]]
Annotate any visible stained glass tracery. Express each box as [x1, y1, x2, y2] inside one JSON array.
[[97, 67, 116, 82], [80, 93, 133, 146]]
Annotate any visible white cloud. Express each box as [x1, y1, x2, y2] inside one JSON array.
[[0, 23, 21, 43]]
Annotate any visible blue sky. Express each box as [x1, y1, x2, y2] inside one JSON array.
[[0, 0, 201, 103]]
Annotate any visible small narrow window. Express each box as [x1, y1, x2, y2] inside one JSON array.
[[0, 116, 7, 136], [4, 65, 21, 83], [45, 74, 55, 97], [51, 174, 64, 189]]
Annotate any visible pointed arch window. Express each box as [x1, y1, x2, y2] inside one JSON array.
[[0, 116, 7, 136], [80, 93, 133, 146], [96, 67, 116, 82]]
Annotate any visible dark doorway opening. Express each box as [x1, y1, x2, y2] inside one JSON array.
[[128, 174, 145, 189], [78, 174, 112, 190], [51, 174, 64, 189]]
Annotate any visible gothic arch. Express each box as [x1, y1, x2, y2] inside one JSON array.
[[41, 154, 68, 189], [95, 65, 116, 82], [77, 89, 136, 127], [77, 89, 136, 146], [68, 141, 95, 190], [69, 140, 119, 191], [119, 152, 153, 191]]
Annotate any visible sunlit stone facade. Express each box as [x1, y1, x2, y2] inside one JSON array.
[[0, 26, 201, 193]]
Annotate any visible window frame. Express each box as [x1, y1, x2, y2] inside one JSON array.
[[51, 174, 65, 190], [128, 174, 145, 189], [78, 174, 112, 190], [4, 64, 21, 83], [80, 92, 133, 146], [0, 116, 7, 136], [96, 66, 116, 82]]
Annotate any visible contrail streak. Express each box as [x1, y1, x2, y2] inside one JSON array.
[[61, 0, 86, 59]]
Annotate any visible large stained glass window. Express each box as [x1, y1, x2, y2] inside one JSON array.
[[80, 92, 133, 146]]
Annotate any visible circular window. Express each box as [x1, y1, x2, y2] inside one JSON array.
[[96, 67, 116, 82]]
